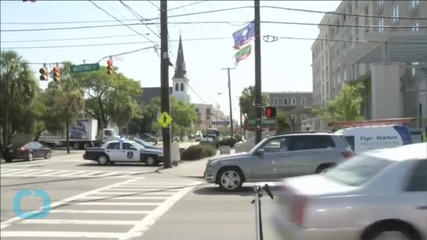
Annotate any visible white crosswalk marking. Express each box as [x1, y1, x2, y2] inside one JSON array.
[[0, 168, 147, 179], [1, 178, 201, 239]]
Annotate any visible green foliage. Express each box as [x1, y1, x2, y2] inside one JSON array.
[[181, 145, 217, 161], [72, 65, 141, 130], [0, 50, 40, 145], [218, 137, 235, 147], [312, 82, 365, 122], [239, 85, 269, 116], [276, 112, 292, 132]]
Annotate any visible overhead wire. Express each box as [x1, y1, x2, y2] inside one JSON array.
[[88, 0, 157, 45], [119, 0, 161, 38], [2, 34, 141, 43], [3, 20, 427, 33], [169, 1, 208, 11]]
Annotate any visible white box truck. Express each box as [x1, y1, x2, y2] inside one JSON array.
[[39, 118, 120, 149]]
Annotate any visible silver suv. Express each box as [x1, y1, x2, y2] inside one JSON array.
[[204, 132, 354, 191]]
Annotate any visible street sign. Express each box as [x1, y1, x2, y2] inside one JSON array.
[[70, 63, 100, 73], [212, 120, 230, 126], [158, 112, 173, 128], [247, 118, 276, 128]]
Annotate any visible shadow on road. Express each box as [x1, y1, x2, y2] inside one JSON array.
[[75, 162, 162, 167], [193, 185, 283, 197]]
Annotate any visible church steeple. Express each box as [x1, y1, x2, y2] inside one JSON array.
[[173, 35, 187, 79]]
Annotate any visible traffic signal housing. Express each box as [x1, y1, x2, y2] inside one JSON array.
[[52, 66, 61, 82], [107, 59, 113, 74], [265, 106, 277, 118], [39, 67, 48, 81]]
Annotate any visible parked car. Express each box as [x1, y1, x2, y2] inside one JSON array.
[[140, 133, 158, 145], [83, 140, 163, 166], [272, 142, 427, 240], [133, 138, 163, 151], [2, 141, 51, 163], [204, 132, 353, 191]]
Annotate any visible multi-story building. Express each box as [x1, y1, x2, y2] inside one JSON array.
[[312, 0, 427, 125], [265, 91, 313, 130], [193, 103, 226, 131]]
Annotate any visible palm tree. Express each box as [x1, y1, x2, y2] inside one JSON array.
[[0, 50, 38, 146]]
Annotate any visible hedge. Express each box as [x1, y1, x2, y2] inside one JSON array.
[[218, 135, 243, 147], [181, 145, 217, 161]]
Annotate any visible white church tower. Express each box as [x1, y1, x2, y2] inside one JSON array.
[[171, 35, 191, 104]]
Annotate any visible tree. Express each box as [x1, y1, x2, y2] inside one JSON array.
[[239, 85, 269, 116], [312, 82, 365, 122], [128, 97, 161, 136], [73, 66, 141, 130], [170, 98, 198, 139], [276, 112, 292, 132], [0, 50, 39, 146]]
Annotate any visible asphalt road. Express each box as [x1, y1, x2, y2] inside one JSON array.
[[1, 152, 281, 240]]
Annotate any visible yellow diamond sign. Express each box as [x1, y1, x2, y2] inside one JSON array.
[[158, 111, 172, 128]]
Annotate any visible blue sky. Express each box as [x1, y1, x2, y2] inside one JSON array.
[[1, 0, 340, 118]]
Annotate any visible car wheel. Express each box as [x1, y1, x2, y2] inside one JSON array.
[[145, 156, 156, 166], [83, 143, 91, 149], [218, 167, 244, 191], [97, 155, 109, 165], [27, 152, 33, 161], [44, 151, 52, 159], [73, 143, 80, 150], [4, 158, 12, 163], [315, 164, 334, 174], [363, 224, 420, 240]]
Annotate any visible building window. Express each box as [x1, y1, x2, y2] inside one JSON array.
[[206, 108, 211, 120], [283, 97, 288, 106], [274, 97, 278, 106], [301, 97, 306, 105], [301, 114, 307, 121], [378, 0, 384, 6], [412, 22, 419, 32], [180, 83, 184, 91], [378, 18, 384, 32], [411, 0, 419, 8], [392, 5, 399, 23], [291, 114, 297, 122], [175, 83, 179, 91], [291, 97, 297, 105]]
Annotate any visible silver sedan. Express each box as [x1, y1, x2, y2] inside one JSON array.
[[271, 142, 427, 240]]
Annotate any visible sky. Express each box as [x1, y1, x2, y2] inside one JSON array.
[[1, 0, 341, 119]]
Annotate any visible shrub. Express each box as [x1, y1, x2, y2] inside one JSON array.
[[182, 145, 217, 161], [219, 137, 236, 147]]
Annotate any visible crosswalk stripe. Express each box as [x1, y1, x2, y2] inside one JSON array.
[[49, 209, 151, 214], [21, 219, 139, 225], [0, 231, 123, 238]]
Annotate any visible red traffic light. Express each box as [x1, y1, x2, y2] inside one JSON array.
[[107, 59, 113, 66], [265, 107, 276, 117], [53, 67, 59, 73]]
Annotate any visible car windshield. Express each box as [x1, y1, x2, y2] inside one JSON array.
[[131, 141, 145, 149], [323, 154, 394, 186], [248, 137, 270, 154]]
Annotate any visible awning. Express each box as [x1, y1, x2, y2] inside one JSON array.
[[337, 32, 427, 64]]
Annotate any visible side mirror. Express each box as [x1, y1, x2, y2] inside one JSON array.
[[256, 149, 264, 156]]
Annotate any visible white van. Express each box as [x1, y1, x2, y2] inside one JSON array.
[[335, 125, 413, 153]]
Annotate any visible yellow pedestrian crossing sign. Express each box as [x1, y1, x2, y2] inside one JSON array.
[[158, 112, 172, 128]]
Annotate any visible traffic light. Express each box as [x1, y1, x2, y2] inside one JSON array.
[[52, 66, 61, 82], [39, 67, 48, 81], [265, 106, 276, 118], [107, 59, 113, 74]]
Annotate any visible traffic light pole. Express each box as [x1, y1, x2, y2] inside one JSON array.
[[160, 0, 172, 169], [254, 0, 263, 144], [222, 67, 235, 140]]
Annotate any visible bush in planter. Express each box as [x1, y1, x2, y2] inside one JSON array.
[[234, 134, 242, 143], [219, 138, 236, 147], [182, 145, 217, 161]]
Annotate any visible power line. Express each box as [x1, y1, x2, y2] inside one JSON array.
[[2, 5, 426, 26], [2, 34, 140, 43], [89, 0, 157, 45], [3, 20, 427, 33], [119, 0, 160, 38], [3, 35, 427, 50], [169, 1, 208, 11], [1, 37, 229, 49], [147, 0, 159, 10]]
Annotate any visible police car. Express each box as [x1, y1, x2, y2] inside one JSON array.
[[83, 139, 163, 166]]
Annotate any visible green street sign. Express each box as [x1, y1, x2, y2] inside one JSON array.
[[247, 118, 276, 128], [70, 63, 100, 73]]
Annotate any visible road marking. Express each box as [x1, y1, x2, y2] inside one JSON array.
[[81, 196, 169, 200], [76, 202, 162, 206], [22, 219, 139, 225], [0, 178, 138, 229], [0, 168, 147, 179], [49, 210, 151, 214], [119, 185, 196, 240], [0, 231, 123, 238]]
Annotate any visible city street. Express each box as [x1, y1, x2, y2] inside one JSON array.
[[0, 152, 281, 240]]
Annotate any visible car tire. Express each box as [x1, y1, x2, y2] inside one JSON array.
[[145, 156, 156, 166], [44, 151, 52, 159], [217, 167, 244, 191], [363, 224, 420, 240], [97, 155, 109, 165], [83, 143, 91, 149], [315, 164, 334, 174], [4, 158, 12, 163]]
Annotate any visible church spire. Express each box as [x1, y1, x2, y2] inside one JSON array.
[[173, 35, 187, 79]]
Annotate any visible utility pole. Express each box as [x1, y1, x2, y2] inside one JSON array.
[[222, 67, 235, 139], [254, 0, 263, 144], [160, 0, 172, 169]]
